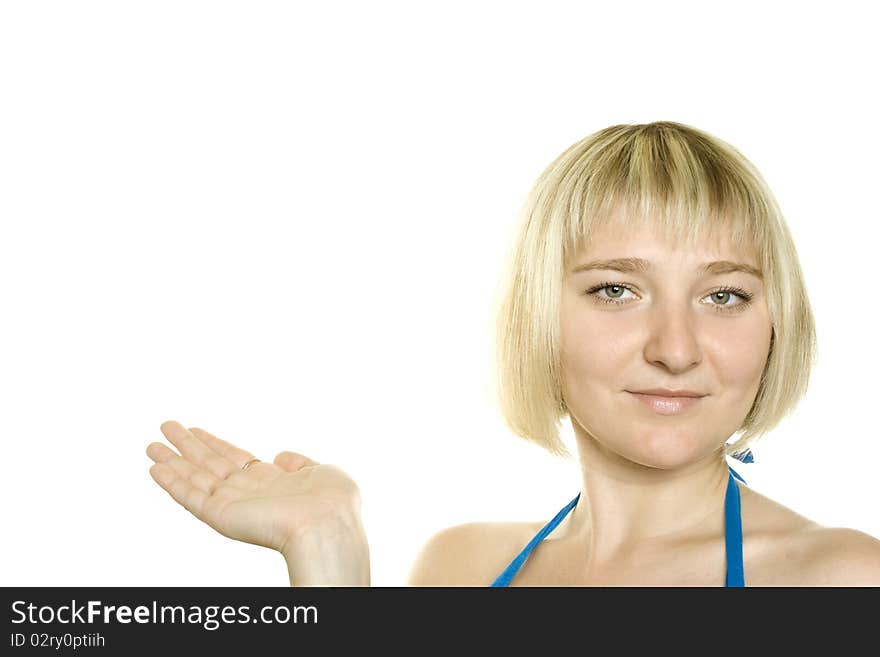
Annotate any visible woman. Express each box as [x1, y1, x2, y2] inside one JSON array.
[[146, 121, 880, 586]]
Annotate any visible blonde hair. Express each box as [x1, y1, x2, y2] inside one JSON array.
[[491, 121, 817, 460]]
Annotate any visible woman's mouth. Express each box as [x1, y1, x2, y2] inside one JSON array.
[[626, 391, 705, 415]]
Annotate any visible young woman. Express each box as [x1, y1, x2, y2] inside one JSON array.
[[146, 121, 880, 586]]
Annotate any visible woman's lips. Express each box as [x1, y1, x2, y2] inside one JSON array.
[[628, 391, 704, 415]]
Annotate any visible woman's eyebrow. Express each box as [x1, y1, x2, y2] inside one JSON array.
[[569, 257, 764, 280]]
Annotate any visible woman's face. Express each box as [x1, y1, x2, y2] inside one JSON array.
[[560, 221, 773, 469]]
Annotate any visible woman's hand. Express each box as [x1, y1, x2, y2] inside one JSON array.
[[145, 420, 364, 559]]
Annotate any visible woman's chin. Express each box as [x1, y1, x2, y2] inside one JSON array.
[[612, 433, 711, 470]]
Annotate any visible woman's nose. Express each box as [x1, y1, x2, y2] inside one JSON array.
[[642, 307, 703, 372]]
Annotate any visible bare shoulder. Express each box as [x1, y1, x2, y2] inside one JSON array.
[[405, 521, 528, 586], [741, 486, 880, 586], [794, 526, 880, 586]]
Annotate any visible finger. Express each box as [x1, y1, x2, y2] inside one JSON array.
[[149, 461, 210, 519], [273, 450, 321, 472], [159, 420, 235, 480], [189, 426, 257, 470], [146, 441, 221, 495], [188, 427, 275, 489]]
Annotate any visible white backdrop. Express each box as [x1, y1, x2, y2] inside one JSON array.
[[1, 1, 877, 587]]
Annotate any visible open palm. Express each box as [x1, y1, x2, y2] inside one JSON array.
[[146, 420, 361, 555]]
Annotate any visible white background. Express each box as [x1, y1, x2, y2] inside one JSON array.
[[1, 1, 877, 587]]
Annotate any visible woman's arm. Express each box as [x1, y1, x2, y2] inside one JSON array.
[[282, 514, 371, 587]]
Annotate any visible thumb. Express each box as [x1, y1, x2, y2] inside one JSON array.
[[273, 451, 321, 472]]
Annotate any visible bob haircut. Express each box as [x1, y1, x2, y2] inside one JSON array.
[[491, 121, 817, 460]]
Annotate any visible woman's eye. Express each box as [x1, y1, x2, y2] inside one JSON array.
[[708, 290, 743, 308], [702, 288, 754, 312], [584, 283, 753, 314], [590, 284, 635, 303]]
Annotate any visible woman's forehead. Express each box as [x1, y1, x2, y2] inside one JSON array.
[[572, 221, 757, 263]]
